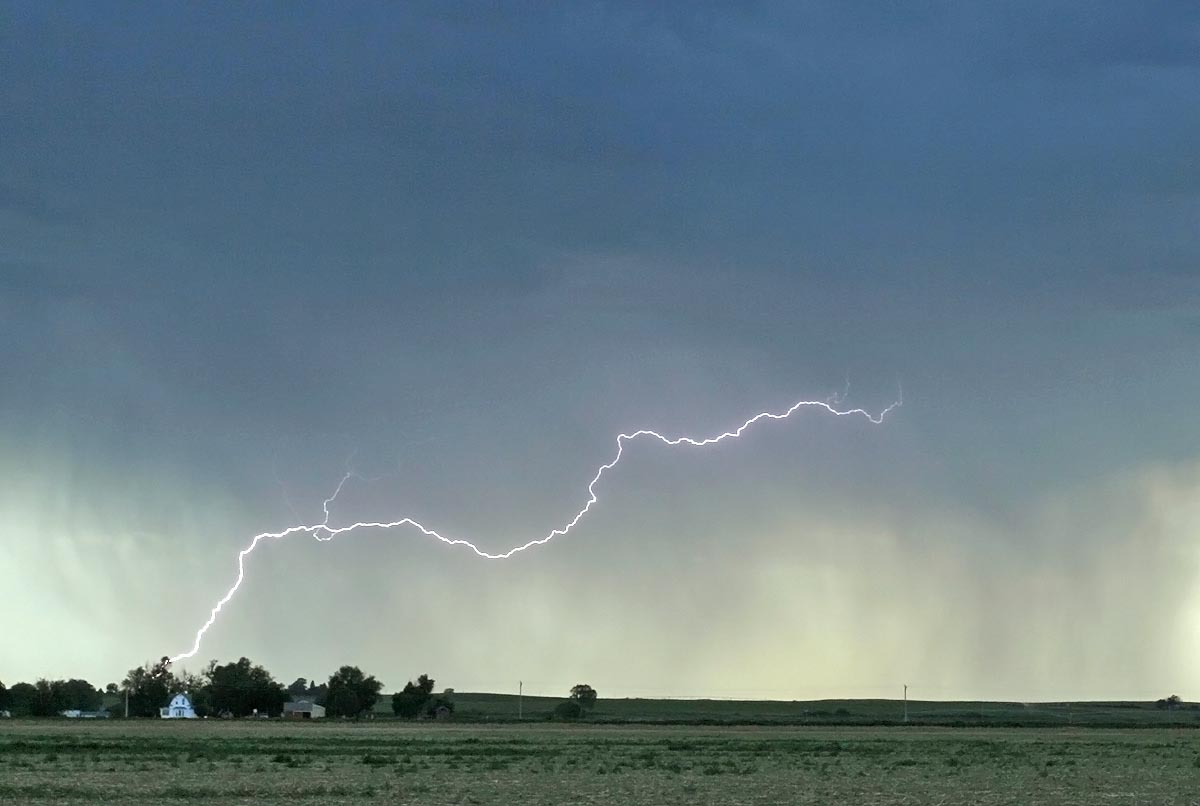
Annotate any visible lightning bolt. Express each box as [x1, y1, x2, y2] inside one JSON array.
[[169, 392, 901, 663]]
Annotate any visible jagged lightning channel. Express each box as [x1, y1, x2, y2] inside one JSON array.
[[169, 394, 901, 663]]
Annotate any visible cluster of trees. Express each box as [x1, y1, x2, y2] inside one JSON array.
[[286, 677, 328, 703], [1, 658, 389, 719], [325, 666, 384, 718], [150, 659, 387, 718], [0, 678, 105, 716], [1155, 694, 1185, 710], [120, 658, 177, 717], [391, 674, 454, 718], [1, 666, 598, 722], [553, 684, 598, 720], [112, 656, 288, 718]]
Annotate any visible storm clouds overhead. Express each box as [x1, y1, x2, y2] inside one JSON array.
[[2, 2, 1199, 699]]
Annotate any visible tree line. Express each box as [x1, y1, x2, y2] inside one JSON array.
[[1, 661, 598, 720], [0, 678, 107, 716], [1, 658, 394, 719]]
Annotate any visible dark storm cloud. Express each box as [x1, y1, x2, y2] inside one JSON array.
[[989, 0, 1200, 70], [0, 184, 79, 225], [3, 2, 1195, 317], [2, 2, 1199, 694], [0, 260, 84, 301]]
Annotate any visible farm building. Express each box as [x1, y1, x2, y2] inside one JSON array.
[[160, 693, 197, 719], [283, 700, 325, 719]]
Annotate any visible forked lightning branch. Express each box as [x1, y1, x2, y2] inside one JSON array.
[[170, 393, 901, 664]]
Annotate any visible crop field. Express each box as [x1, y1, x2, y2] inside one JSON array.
[[3, 721, 1199, 805]]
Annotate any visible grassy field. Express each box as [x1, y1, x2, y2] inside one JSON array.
[[3, 720, 1200, 805]]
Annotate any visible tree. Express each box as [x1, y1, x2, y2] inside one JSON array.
[[569, 684, 597, 712], [325, 666, 382, 718], [329, 686, 359, 717], [123, 659, 174, 718], [552, 684, 597, 721], [416, 674, 434, 697], [0, 680, 9, 711], [415, 676, 454, 718], [391, 674, 438, 718], [1156, 694, 1184, 711], [105, 683, 119, 696], [57, 679, 102, 712], [553, 700, 583, 721], [426, 695, 455, 717], [8, 683, 37, 716], [207, 657, 286, 717], [287, 678, 309, 699], [30, 679, 67, 716], [391, 683, 422, 718]]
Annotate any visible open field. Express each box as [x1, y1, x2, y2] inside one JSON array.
[[3, 720, 1200, 805]]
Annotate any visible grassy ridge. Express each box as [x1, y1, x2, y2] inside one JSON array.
[[369, 693, 1200, 727]]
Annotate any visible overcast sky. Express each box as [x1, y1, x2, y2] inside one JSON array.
[[3, 2, 1199, 700]]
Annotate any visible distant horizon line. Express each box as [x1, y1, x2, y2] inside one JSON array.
[[293, 690, 1191, 705]]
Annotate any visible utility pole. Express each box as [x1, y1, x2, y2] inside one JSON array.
[[903, 684, 908, 723], [124, 688, 129, 719], [518, 681, 523, 721]]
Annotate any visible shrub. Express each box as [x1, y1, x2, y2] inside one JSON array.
[[553, 700, 584, 721]]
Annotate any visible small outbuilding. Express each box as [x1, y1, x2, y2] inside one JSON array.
[[160, 693, 198, 719], [283, 700, 325, 719]]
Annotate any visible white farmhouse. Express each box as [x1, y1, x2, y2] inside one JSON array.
[[160, 693, 198, 719]]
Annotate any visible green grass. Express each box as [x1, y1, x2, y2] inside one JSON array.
[[3, 720, 1199, 804]]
